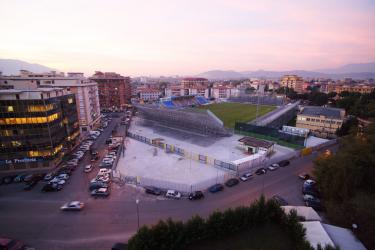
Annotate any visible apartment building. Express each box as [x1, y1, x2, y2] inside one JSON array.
[[0, 88, 79, 173], [296, 106, 345, 138], [165, 77, 209, 98], [211, 85, 240, 99], [90, 71, 131, 111], [0, 71, 101, 133], [139, 88, 161, 101], [281, 75, 304, 93], [327, 84, 375, 94]]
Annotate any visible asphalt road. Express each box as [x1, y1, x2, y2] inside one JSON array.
[[0, 116, 334, 250]]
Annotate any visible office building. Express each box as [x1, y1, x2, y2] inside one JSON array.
[[0, 88, 79, 173], [0, 71, 101, 133]]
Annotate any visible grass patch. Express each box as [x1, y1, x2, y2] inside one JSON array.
[[199, 102, 276, 128], [183, 223, 295, 250]]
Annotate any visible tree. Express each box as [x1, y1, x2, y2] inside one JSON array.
[[313, 123, 375, 249]]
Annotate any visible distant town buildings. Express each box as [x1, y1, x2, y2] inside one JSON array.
[[0, 71, 101, 133], [165, 77, 209, 98], [296, 106, 346, 138], [327, 84, 375, 94], [281, 75, 304, 93], [0, 88, 79, 173], [90, 71, 131, 111], [138, 88, 161, 101]]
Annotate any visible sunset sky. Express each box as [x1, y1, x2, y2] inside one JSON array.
[[0, 0, 374, 76]]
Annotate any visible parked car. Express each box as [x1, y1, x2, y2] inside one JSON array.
[[23, 174, 34, 183], [188, 191, 204, 200], [303, 194, 321, 203], [240, 172, 253, 181], [302, 186, 320, 197], [278, 160, 290, 167], [145, 186, 162, 195], [225, 178, 239, 187], [13, 174, 26, 183], [209, 184, 224, 193], [267, 163, 279, 171], [96, 175, 110, 183], [42, 183, 62, 192], [44, 173, 55, 181], [305, 200, 324, 211], [98, 168, 111, 175], [57, 174, 69, 180], [91, 188, 110, 198], [255, 168, 267, 175], [298, 173, 311, 180], [60, 201, 85, 211], [23, 180, 38, 190], [89, 182, 109, 191], [304, 179, 316, 187], [165, 190, 181, 199], [272, 195, 288, 206], [49, 178, 66, 186]]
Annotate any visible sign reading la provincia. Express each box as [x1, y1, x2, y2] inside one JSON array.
[[0, 158, 40, 165]]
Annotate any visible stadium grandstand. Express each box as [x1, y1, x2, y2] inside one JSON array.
[[135, 105, 230, 137], [160, 95, 209, 109]]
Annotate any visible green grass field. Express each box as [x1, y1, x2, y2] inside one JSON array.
[[183, 224, 295, 250], [199, 102, 276, 128]]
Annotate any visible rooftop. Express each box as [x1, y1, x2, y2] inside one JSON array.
[[300, 106, 344, 119], [238, 136, 274, 149]]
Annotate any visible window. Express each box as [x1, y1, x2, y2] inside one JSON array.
[[11, 141, 22, 147], [16, 94, 20, 100], [68, 97, 74, 104], [7, 106, 14, 112]]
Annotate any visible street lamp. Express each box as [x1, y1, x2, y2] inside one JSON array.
[[136, 199, 140, 230]]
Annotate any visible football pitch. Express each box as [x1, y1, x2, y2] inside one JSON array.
[[199, 102, 276, 128]]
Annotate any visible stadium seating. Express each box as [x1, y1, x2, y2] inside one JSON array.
[[161, 95, 209, 109]]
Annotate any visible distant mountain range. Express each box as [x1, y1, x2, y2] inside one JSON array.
[[0, 59, 55, 75], [197, 62, 375, 80], [1, 58, 375, 80]]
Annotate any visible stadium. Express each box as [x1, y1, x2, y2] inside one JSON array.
[[117, 95, 294, 193]]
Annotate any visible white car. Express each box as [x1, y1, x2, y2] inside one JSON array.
[[304, 179, 316, 186], [96, 176, 110, 183], [84, 165, 93, 173], [60, 201, 85, 211], [98, 168, 111, 175], [240, 172, 253, 181], [165, 190, 181, 199], [303, 194, 320, 202], [268, 163, 279, 171]]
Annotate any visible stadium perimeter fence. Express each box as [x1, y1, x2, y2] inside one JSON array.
[[127, 131, 238, 173], [234, 122, 305, 149]]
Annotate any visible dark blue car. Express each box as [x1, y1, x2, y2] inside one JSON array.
[[209, 184, 224, 193]]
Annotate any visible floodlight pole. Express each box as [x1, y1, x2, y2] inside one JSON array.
[[136, 199, 140, 230]]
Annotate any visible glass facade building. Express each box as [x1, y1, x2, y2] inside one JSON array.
[[0, 90, 79, 172]]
